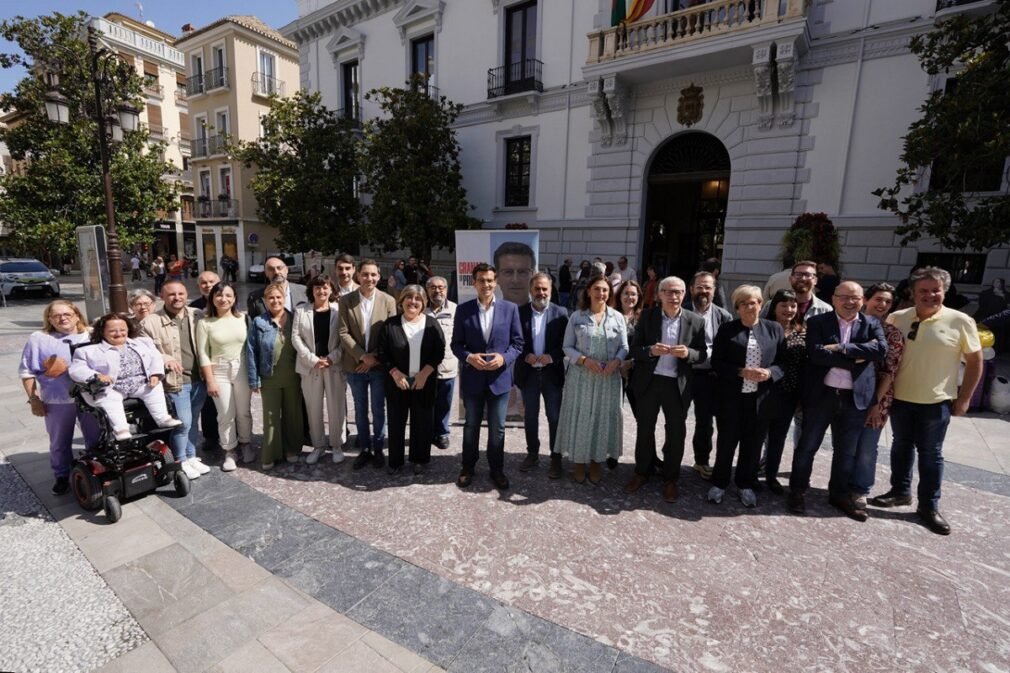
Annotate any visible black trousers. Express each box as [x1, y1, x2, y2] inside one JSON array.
[[386, 384, 435, 468], [712, 392, 768, 490], [200, 395, 219, 444], [633, 375, 688, 482], [690, 370, 719, 466]]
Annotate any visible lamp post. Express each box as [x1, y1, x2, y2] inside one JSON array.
[[42, 25, 139, 315]]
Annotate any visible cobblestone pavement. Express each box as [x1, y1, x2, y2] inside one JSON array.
[[3, 276, 1010, 672]]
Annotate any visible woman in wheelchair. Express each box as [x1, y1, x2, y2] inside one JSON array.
[[69, 314, 182, 441]]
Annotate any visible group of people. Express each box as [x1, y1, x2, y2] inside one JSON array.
[[19, 254, 981, 536]]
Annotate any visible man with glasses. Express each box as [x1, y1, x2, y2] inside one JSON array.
[[687, 271, 732, 479], [771, 260, 831, 322], [869, 266, 982, 535], [425, 276, 457, 450], [625, 276, 708, 503], [787, 281, 886, 519]]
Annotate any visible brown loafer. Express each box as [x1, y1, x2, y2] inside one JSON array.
[[663, 481, 679, 503], [573, 464, 586, 484], [456, 470, 473, 489], [588, 461, 603, 485], [624, 473, 648, 494], [519, 454, 539, 472]]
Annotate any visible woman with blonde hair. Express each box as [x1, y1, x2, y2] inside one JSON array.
[[18, 300, 100, 494]]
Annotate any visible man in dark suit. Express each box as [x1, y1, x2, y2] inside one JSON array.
[[625, 276, 708, 503], [787, 281, 887, 519], [687, 271, 733, 479], [515, 272, 569, 479], [450, 263, 524, 490], [247, 256, 308, 315]]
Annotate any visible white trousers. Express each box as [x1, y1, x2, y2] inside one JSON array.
[[301, 366, 347, 449], [210, 357, 252, 450], [86, 382, 172, 434]]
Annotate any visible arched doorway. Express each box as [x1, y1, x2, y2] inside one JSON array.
[[641, 132, 730, 280]]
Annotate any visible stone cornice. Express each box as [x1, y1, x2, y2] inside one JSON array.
[[633, 64, 754, 99], [282, 0, 401, 44], [455, 84, 591, 128], [802, 18, 929, 70]]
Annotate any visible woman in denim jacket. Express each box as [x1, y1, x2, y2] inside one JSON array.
[[247, 281, 303, 469], [555, 275, 629, 484]]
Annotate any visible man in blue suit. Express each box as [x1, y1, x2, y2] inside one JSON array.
[[450, 263, 524, 490], [515, 272, 569, 479], [787, 281, 887, 519]]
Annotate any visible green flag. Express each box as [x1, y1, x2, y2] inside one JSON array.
[[611, 0, 627, 26]]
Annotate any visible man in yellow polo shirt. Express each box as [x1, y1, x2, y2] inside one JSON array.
[[869, 267, 982, 535]]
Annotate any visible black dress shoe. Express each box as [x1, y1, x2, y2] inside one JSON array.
[[51, 477, 70, 495], [519, 454, 539, 472], [868, 490, 913, 508], [456, 470, 473, 489], [372, 451, 386, 469], [435, 436, 450, 450], [786, 491, 806, 514], [606, 457, 619, 470], [766, 478, 785, 496], [490, 471, 510, 490], [829, 494, 868, 522], [352, 451, 372, 470], [386, 463, 402, 475], [917, 507, 951, 535], [548, 455, 563, 480]]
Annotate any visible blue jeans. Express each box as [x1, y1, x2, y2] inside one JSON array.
[[432, 377, 455, 440], [851, 424, 883, 496], [888, 399, 951, 510], [789, 387, 867, 497], [167, 381, 206, 461], [519, 372, 563, 456], [347, 370, 386, 451], [461, 389, 508, 474]]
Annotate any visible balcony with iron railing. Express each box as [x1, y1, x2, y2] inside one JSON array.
[[252, 72, 285, 97], [191, 134, 227, 159], [175, 87, 188, 104], [206, 66, 229, 91], [144, 80, 164, 98], [487, 59, 544, 98], [586, 0, 808, 69], [147, 123, 165, 139], [196, 197, 239, 219], [186, 73, 204, 96]]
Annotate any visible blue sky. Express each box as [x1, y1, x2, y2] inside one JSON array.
[[0, 1, 298, 95]]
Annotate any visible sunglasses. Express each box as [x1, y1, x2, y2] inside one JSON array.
[[908, 321, 920, 341]]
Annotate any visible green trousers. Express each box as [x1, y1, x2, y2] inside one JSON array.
[[260, 381, 304, 464]]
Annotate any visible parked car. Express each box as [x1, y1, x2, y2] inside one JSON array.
[[248, 253, 304, 284], [0, 258, 61, 298]]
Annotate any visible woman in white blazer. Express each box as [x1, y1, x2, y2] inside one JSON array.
[[291, 274, 345, 464]]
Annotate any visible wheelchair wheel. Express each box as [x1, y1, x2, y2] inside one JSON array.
[[70, 464, 102, 511], [157, 450, 175, 486], [104, 495, 122, 523], [173, 470, 191, 497]]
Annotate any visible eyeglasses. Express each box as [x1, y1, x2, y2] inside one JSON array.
[[792, 272, 816, 279], [132, 301, 154, 309], [659, 289, 685, 296], [833, 295, 862, 303], [907, 320, 920, 341]]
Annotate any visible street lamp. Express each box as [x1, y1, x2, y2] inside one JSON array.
[[41, 24, 140, 314]]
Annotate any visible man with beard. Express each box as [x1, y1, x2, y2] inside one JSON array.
[[765, 260, 831, 322], [687, 271, 732, 479], [247, 256, 308, 315], [425, 275, 458, 450], [515, 273, 569, 479]]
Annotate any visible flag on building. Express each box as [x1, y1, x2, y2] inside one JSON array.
[[612, 0, 657, 26]]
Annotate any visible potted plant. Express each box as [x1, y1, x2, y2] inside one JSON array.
[[780, 212, 840, 269]]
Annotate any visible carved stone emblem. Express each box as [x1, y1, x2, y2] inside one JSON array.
[[677, 83, 703, 128]]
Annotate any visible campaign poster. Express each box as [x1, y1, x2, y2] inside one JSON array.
[[77, 225, 110, 322]]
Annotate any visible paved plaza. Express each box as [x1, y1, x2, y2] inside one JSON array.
[[2, 276, 1010, 673]]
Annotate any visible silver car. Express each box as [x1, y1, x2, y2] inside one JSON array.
[[0, 258, 61, 298]]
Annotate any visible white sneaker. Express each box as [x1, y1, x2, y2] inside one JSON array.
[[739, 488, 758, 508], [181, 460, 200, 480], [222, 451, 237, 472], [707, 486, 725, 504], [306, 447, 325, 465], [239, 443, 256, 464], [158, 417, 183, 429], [331, 448, 345, 464], [190, 457, 211, 475]]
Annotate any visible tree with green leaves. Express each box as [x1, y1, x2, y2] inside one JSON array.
[[232, 89, 362, 254], [358, 75, 479, 261], [873, 3, 1010, 250], [0, 12, 177, 262]]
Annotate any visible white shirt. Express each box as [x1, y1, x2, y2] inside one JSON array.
[[359, 292, 375, 351], [824, 313, 857, 390], [531, 305, 547, 367], [402, 316, 425, 376], [478, 298, 496, 344], [656, 311, 681, 378], [337, 282, 357, 297]]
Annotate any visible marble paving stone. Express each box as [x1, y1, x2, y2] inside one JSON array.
[[257, 601, 368, 673], [73, 511, 175, 573], [274, 536, 408, 613], [200, 545, 274, 592], [132, 496, 235, 562], [103, 542, 235, 637], [212, 502, 335, 572], [314, 639, 404, 673], [347, 563, 498, 667], [205, 638, 293, 673], [446, 604, 619, 673], [360, 630, 435, 673], [92, 640, 177, 673], [157, 577, 310, 673]]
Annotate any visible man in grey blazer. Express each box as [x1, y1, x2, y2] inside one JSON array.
[[247, 256, 308, 316], [338, 259, 397, 469], [625, 276, 708, 503], [687, 271, 733, 479]]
